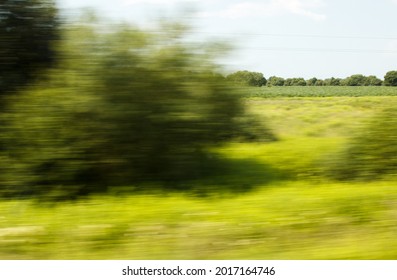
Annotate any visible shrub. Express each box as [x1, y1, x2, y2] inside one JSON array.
[[325, 107, 397, 180]]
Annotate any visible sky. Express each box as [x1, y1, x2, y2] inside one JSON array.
[[57, 0, 397, 79]]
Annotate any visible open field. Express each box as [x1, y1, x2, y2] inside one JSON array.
[[1, 88, 397, 259], [245, 95, 397, 138], [242, 86, 397, 98]]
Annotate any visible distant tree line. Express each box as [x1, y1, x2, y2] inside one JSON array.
[[226, 71, 397, 87]]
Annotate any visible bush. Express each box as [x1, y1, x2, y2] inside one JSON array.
[[325, 107, 397, 180]]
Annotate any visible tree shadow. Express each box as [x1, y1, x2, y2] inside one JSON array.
[[118, 153, 290, 197], [188, 154, 289, 195]]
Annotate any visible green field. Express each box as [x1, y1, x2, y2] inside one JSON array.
[[242, 85, 397, 98], [1, 87, 397, 259]]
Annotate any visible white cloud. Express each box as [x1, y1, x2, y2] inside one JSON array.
[[201, 0, 326, 21]]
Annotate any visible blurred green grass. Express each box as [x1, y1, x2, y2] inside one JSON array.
[[244, 95, 397, 138], [1, 93, 397, 259], [1, 181, 396, 259]]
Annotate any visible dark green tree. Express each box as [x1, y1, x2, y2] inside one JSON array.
[[0, 0, 59, 96], [365, 75, 382, 86], [341, 74, 367, 86], [324, 77, 341, 86], [284, 77, 306, 86], [314, 79, 325, 86], [384, 71, 397, 86], [226, 70, 266, 87], [0, 21, 274, 199], [267, 76, 285, 86], [306, 77, 317, 86]]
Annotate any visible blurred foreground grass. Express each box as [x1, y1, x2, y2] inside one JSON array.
[[1, 180, 397, 259], [1, 94, 397, 259]]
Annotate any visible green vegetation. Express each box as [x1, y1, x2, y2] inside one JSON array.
[[0, 20, 273, 199], [242, 86, 397, 98], [284, 77, 307, 86], [340, 74, 383, 86], [1, 93, 397, 259], [267, 76, 285, 86], [325, 107, 397, 180], [1, 2, 397, 260], [1, 181, 397, 259], [384, 70, 397, 86], [228, 71, 395, 87], [226, 70, 267, 87], [0, 0, 59, 97]]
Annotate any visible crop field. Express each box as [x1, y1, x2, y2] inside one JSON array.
[[1, 87, 397, 259], [242, 86, 397, 98]]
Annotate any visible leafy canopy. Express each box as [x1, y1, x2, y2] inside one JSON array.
[[0, 0, 59, 96], [0, 19, 273, 199]]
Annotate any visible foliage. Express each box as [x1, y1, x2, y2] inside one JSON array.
[[365, 75, 383, 86], [340, 74, 382, 86], [324, 77, 341, 86], [306, 77, 317, 86], [267, 76, 285, 86], [2, 89, 397, 259], [340, 74, 367, 86], [314, 79, 325, 86], [0, 0, 59, 96], [226, 70, 267, 87], [384, 71, 397, 86], [325, 107, 397, 180], [244, 74, 385, 87], [284, 77, 306, 86], [0, 21, 274, 199]]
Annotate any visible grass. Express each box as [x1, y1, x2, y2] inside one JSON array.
[[1, 88, 397, 259], [244, 96, 397, 138], [1, 181, 397, 259]]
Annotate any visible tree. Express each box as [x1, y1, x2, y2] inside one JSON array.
[[314, 79, 325, 86], [226, 70, 266, 87], [267, 76, 285, 86], [384, 71, 397, 86], [324, 77, 341, 86], [284, 77, 306, 86], [0, 21, 275, 199], [306, 77, 317, 86], [0, 0, 59, 96], [342, 74, 363, 86], [365, 75, 382, 86], [341, 74, 367, 86]]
